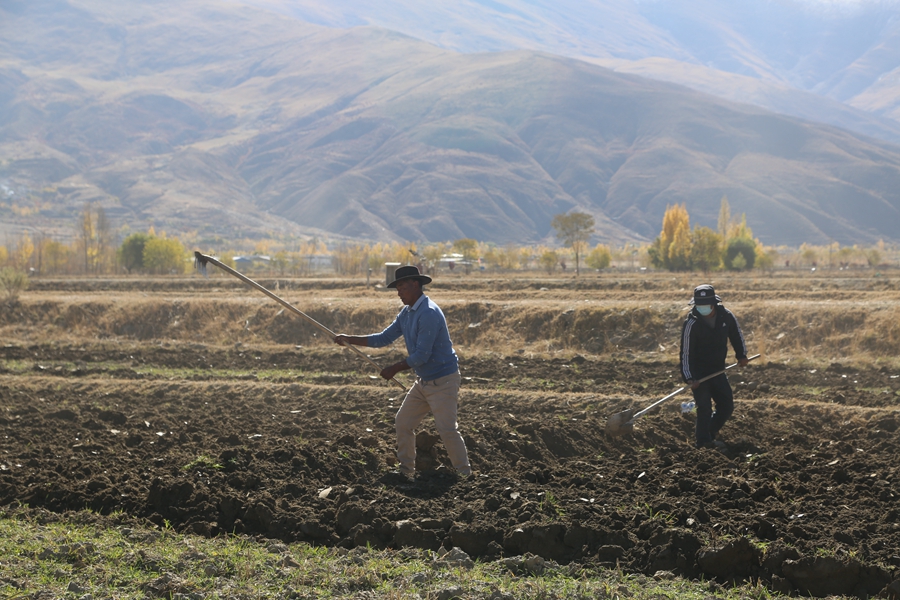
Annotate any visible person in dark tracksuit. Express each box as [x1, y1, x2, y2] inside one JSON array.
[[679, 284, 749, 448]]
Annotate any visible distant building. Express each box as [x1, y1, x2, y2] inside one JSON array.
[[294, 255, 334, 271], [233, 255, 271, 271], [439, 252, 474, 272]]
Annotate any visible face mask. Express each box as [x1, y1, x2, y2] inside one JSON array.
[[695, 304, 713, 316]]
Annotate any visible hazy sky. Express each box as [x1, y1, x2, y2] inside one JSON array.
[[795, 0, 899, 10]]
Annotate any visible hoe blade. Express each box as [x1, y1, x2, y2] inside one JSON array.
[[605, 408, 635, 437]]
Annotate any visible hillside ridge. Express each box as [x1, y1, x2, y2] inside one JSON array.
[[1, 0, 900, 246]]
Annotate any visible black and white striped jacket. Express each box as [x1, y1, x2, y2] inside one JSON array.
[[679, 305, 747, 383]]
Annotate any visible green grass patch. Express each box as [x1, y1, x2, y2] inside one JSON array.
[[181, 455, 224, 471], [0, 508, 815, 599]]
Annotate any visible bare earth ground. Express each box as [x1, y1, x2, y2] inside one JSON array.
[[1, 271, 899, 598]]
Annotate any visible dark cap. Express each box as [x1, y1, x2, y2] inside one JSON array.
[[690, 284, 722, 305], [388, 265, 432, 288]]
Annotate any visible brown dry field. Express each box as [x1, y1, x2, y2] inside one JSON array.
[[2, 268, 900, 598]]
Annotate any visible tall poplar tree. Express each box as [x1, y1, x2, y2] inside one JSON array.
[[717, 196, 731, 240], [650, 204, 691, 270]]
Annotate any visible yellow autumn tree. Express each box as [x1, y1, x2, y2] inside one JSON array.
[[499, 244, 521, 270], [14, 234, 34, 270], [539, 249, 559, 274], [717, 196, 731, 240], [723, 214, 757, 270], [727, 213, 753, 240], [42, 240, 73, 274], [649, 204, 691, 270], [585, 244, 612, 270], [77, 202, 112, 274], [690, 226, 723, 273]]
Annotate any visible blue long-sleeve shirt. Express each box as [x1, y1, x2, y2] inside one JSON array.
[[365, 295, 458, 381]]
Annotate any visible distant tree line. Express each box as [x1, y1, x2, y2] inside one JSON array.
[[644, 197, 890, 272], [0, 201, 893, 280], [0, 203, 190, 277]]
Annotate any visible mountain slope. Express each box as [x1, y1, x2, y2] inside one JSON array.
[[2, 0, 900, 246], [238, 0, 900, 145]]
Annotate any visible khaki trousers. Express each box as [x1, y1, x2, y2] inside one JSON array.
[[395, 371, 470, 476]]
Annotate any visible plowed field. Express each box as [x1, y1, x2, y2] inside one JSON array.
[[2, 272, 899, 597]]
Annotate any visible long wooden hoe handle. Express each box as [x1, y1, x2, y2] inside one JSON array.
[[632, 353, 761, 419], [194, 252, 406, 390]]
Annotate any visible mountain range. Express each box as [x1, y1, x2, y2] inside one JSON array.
[[242, 0, 900, 134], [2, 0, 900, 247]]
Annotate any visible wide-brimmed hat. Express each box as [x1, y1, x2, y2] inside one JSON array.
[[690, 284, 722, 305], [388, 265, 432, 288]]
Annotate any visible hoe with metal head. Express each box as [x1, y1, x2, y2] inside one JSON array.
[[193, 251, 406, 390], [605, 354, 760, 437]]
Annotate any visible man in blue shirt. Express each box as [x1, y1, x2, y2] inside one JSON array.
[[334, 265, 471, 481]]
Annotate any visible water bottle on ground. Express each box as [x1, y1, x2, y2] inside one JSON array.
[[680, 401, 695, 413]]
